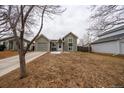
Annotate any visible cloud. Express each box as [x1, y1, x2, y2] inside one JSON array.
[[30, 5, 91, 40]]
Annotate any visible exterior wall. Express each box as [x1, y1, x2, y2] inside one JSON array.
[[120, 38, 124, 55], [13, 41, 29, 51], [63, 34, 77, 51], [0, 40, 15, 50], [35, 35, 50, 51], [5, 40, 9, 50], [0, 41, 3, 45], [35, 33, 78, 52], [57, 42, 63, 51], [0, 39, 30, 51], [50, 41, 63, 51], [13, 41, 17, 50], [99, 29, 124, 39], [91, 41, 120, 55], [50, 41, 58, 51], [24, 42, 27, 48]]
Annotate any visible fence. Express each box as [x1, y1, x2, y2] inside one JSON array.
[[77, 46, 92, 52]]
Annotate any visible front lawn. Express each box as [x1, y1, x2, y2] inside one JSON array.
[[0, 52, 124, 88], [0, 51, 18, 59]]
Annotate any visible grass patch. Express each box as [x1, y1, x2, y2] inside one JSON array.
[[0, 52, 124, 88]]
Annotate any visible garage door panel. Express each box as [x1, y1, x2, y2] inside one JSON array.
[[92, 41, 118, 54], [37, 43, 48, 51]]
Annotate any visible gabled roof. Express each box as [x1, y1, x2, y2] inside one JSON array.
[[92, 33, 124, 44], [35, 34, 49, 41], [0, 36, 30, 42], [36, 32, 78, 41], [98, 25, 124, 37], [62, 32, 78, 39]]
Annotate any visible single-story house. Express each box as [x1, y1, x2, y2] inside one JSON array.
[[35, 32, 78, 52], [0, 36, 32, 51], [91, 25, 124, 55]]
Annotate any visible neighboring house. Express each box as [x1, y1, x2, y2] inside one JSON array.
[[0, 36, 31, 51], [35, 32, 78, 52], [91, 25, 124, 55]]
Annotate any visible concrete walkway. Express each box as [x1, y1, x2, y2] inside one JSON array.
[[0, 52, 46, 77], [50, 51, 62, 54]]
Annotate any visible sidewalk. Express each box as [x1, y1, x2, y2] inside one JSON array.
[[0, 52, 46, 77]]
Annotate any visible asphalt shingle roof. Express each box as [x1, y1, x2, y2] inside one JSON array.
[[0, 36, 30, 42], [92, 33, 124, 44], [98, 25, 124, 37]]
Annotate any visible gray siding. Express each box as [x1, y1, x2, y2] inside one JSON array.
[[63, 34, 77, 51], [35, 33, 78, 52], [35, 35, 50, 51], [1, 40, 28, 51], [0, 37, 31, 51]]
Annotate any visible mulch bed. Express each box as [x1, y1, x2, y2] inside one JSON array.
[[0, 51, 18, 59]]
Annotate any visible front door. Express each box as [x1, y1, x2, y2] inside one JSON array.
[[58, 43, 62, 51]]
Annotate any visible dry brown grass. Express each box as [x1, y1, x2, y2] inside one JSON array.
[[0, 51, 18, 59], [0, 52, 124, 88]]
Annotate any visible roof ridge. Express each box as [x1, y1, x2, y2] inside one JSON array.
[[98, 25, 124, 37], [92, 33, 124, 44]]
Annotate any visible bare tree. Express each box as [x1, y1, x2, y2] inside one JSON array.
[[0, 5, 65, 79], [82, 31, 93, 52], [78, 39, 85, 46], [88, 5, 124, 36]]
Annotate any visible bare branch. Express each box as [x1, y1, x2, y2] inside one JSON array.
[[88, 5, 124, 36], [24, 5, 47, 54], [23, 5, 34, 25]]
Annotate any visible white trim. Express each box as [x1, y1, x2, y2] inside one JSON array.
[[68, 43, 73, 51], [68, 37, 73, 43]]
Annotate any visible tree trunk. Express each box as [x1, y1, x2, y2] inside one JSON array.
[[19, 52, 27, 79]]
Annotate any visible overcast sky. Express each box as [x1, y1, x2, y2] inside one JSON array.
[[40, 5, 91, 40]]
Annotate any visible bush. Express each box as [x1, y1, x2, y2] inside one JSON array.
[[0, 45, 6, 51]]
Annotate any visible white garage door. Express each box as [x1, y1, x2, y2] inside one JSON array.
[[37, 43, 48, 51], [120, 43, 124, 55], [91, 41, 119, 54]]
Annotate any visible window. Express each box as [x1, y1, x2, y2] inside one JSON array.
[[68, 38, 73, 51], [68, 43, 73, 51], [69, 43, 73, 46], [68, 38, 73, 43], [52, 43, 55, 46]]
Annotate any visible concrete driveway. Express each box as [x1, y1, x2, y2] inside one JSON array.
[[0, 52, 47, 77]]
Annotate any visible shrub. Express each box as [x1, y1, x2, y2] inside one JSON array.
[[0, 45, 6, 51]]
